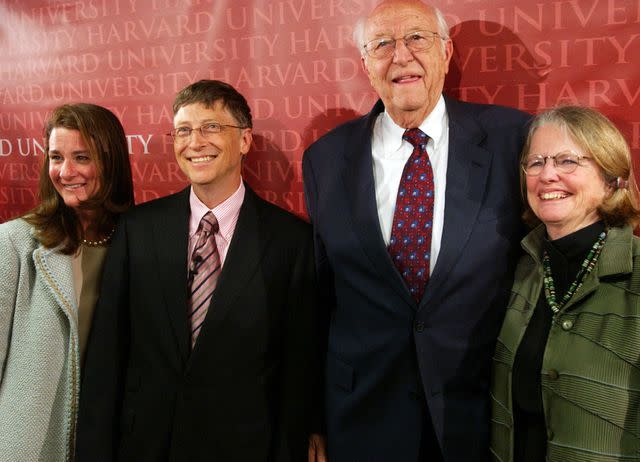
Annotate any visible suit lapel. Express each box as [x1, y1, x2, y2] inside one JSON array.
[[421, 98, 492, 308], [343, 100, 415, 308], [153, 187, 191, 362], [189, 186, 269, 361]]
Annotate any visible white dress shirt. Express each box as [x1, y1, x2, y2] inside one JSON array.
[[371, 95, 449, 273]]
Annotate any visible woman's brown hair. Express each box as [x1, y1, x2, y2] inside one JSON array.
[[23, 103, 134, 254]]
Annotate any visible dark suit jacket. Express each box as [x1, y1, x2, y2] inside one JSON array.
[[302, 97, 531, 461], [77, 185, 321, 461]]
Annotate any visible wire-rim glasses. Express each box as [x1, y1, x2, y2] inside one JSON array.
[[168, 122, 247, 143], [521, 151, 592, 176], [362, 30, 445, 59]]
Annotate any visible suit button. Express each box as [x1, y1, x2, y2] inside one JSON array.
[[561, 319, 573, 331], [414, 321, 425, 332], [548, 369, 559, 380]]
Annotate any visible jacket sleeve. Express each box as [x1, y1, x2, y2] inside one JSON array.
[[0, 223, 20, 386], [275, 226, 326, 460], [301, 152, 333, 434], [76, 217, 131, 461]]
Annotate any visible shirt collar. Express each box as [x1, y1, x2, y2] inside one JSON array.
[[189, 181, 245, 241], [380, 94, 447, 153]]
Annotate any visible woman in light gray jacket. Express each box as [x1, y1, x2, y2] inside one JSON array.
[[0, 104, 134, 461]]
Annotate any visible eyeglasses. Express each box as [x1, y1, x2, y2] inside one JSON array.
[[521, 151, 592, 176], [363, 30, 446, 59], [168, 122, 247, 143]]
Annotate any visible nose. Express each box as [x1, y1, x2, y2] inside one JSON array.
[[392, 39, 414, 65], [538, 158, 559, 181], [59, 160, 76, 179], [188, 128, 208, 149]]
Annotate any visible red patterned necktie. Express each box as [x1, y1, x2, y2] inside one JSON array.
[[388, 128, 434, 303], [188, 211, 220, 348]]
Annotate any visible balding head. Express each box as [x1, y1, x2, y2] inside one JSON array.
[[357, 0, 453, 128]]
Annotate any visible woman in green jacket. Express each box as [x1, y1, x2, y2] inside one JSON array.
[[491, 106, 640, 462]]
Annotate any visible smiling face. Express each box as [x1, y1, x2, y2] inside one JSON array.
[[48, 127, 100, 221], [526, 123, 612, 240], [173, 101, 252, 208], [362, 0, 452, 128]]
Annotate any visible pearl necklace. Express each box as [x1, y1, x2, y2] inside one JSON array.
[[542, 230, 607, 314], [82, 227, 115, 247]]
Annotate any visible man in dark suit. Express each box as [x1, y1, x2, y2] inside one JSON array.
[[303, 1, 531, 461], [77, 80, 321, 461]]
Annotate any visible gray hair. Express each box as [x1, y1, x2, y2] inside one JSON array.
[[353, 2, 450, 57], [519, 105, 640, 228]]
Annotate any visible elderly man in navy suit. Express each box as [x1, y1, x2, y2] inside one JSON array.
[[304, 1, 531, 461]]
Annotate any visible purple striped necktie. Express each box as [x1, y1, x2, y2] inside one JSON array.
[[388, 128, 434, 303], [188, 211, 220, 348]]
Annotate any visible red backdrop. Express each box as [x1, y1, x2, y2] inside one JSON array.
[[1, 0, 639, 222]]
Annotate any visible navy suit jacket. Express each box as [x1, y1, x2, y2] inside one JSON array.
[[302, 97, 531, 461]]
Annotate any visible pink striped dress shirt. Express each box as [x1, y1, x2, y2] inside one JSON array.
[[187, 181, 245, 268]]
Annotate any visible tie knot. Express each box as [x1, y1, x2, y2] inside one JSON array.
[[403, 128, 428, 148], [199, 211, 219, 235]]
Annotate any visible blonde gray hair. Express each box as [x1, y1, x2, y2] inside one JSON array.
[[520, 105, 640, 228]]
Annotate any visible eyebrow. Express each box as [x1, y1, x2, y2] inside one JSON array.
[[369, 27, 428, 38], [48, 149, 90, 155], [174, 119, 220, 126]]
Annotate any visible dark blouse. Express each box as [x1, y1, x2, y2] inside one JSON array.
[[511, 220, 606, 462]]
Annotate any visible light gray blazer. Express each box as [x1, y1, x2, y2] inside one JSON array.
[[0, 218, 80, 462]]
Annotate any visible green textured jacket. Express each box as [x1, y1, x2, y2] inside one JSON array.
[[491, 224, 640, 462]]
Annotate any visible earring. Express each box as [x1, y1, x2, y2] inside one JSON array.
[[616, 177, 628, 189]]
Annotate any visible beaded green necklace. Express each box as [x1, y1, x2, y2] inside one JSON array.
[[542, 230, 607, 314]]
